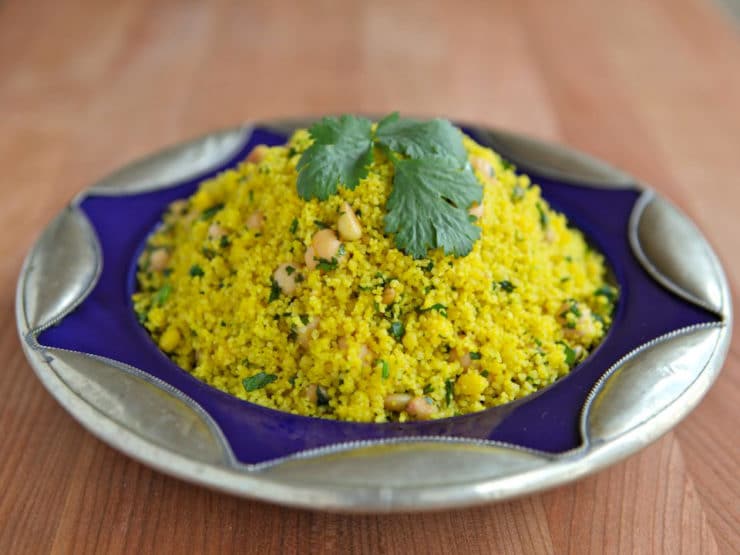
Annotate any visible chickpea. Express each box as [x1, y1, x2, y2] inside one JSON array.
[[384, 393, 412, 412], [471, 156, 493, 177], [406, 396, 436, 419], [304, 246, 318, 270], [246, 144, 268, 164], [337, 202, 362, 241], [297, 318, 319, 347], [337, 336, 348, 351], [208, 223, 227, 241], [149, 248, 170, 272], [337, 338, 372, 365], [448, 349, 473, 369], [304, 384, 318, 403], [246, 210, 264, 231], [311, 229, 342, 260], [382, 286, 396, 305], [273, 263, 300, 296], [358, 344, 372, 364], [468, 202, 484, 219], [168, 199, 189, 216]]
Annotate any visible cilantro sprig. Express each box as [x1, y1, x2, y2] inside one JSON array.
[[296, 113, 483, 258]]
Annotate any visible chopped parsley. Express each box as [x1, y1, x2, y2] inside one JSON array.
[[296, 113, 483, 258], [493, 280, 516, 293], [423, 383, 434, 394], [560, 301, 581, 319], [219, 236, 231, 248], [558, 341, 577, 366], [594, 285, 618, 303], [135, 309, 148, 324], [285, 265, 296, 275], [152, 284, 172, 306], [469, 352, 482, 360], [536, 202, 549, 228], [289, 218, 299, 234], [268, 278, 281, 303], [316, 386, 330, 406], [315, 244, 345, 271], [200, 203, 224, 220], [378, 359, 390, 380], [189, 264, 205, 277], [242, 371, 277, 392], [445, 379, 454, 406], [313, 219, 330, 229], [418, 303, 448, 317], [389, 321, 405, 341]]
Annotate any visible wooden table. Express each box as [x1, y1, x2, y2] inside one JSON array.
[[2, 0, 738, 552]]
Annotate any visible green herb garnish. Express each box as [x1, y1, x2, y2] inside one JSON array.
[[378, 359, 390, 380], [268, 278, 281, 303], [385, 157, 482, 258], [316, 386, 330, 406], [495, 280, 516, 293], [152, 285, 172, 307], [445, 379, 454, 406], [242, 371, 277, 392], [135, 309, 148, 324], [289, 218, 299, 234], [418, 303, 448, 317], [389, 321, 405, 341], [558, 341, 577, 366], [219, 236, 231, 248], [297, 113, 483, 258], [200, 203, 224, 220], [469, 352, 482, 360], [594, 285, 617, 303], [423, 383, 434, 394], [189, 264, 205, 277], [375, 113, 467, 165], [297, 115, 374, 200], [536, 202, 549, 228]]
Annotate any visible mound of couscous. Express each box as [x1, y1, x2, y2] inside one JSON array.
[[133, 116, 616, 422]]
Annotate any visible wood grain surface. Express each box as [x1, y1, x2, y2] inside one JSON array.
[[2, 0, 739, 553]]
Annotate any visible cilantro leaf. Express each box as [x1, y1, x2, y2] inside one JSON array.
[[242, 371, 277, 392], [376, 113, 467, 165], [385, 158, 482, 258], [296, 115, 374, 200]]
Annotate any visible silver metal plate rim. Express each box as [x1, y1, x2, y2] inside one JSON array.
[[15, 121, 733, 512]]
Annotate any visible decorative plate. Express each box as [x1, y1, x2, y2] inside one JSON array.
[[16, 119, 732, 512]]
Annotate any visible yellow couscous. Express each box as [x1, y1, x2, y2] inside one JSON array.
[[133, 118, 616, 422]]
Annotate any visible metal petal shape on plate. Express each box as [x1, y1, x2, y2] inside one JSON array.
[[630, 192, 724, 316], [21, 207, 101, 333], [45, 348, 232, 465], [261, 441, 550, 489], [584, 325, 723, 444], [84, 127, 251, 197], [471, 127, 636, 188]]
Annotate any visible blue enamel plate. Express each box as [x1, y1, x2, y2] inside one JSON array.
[[16, 119, 732, 512]]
